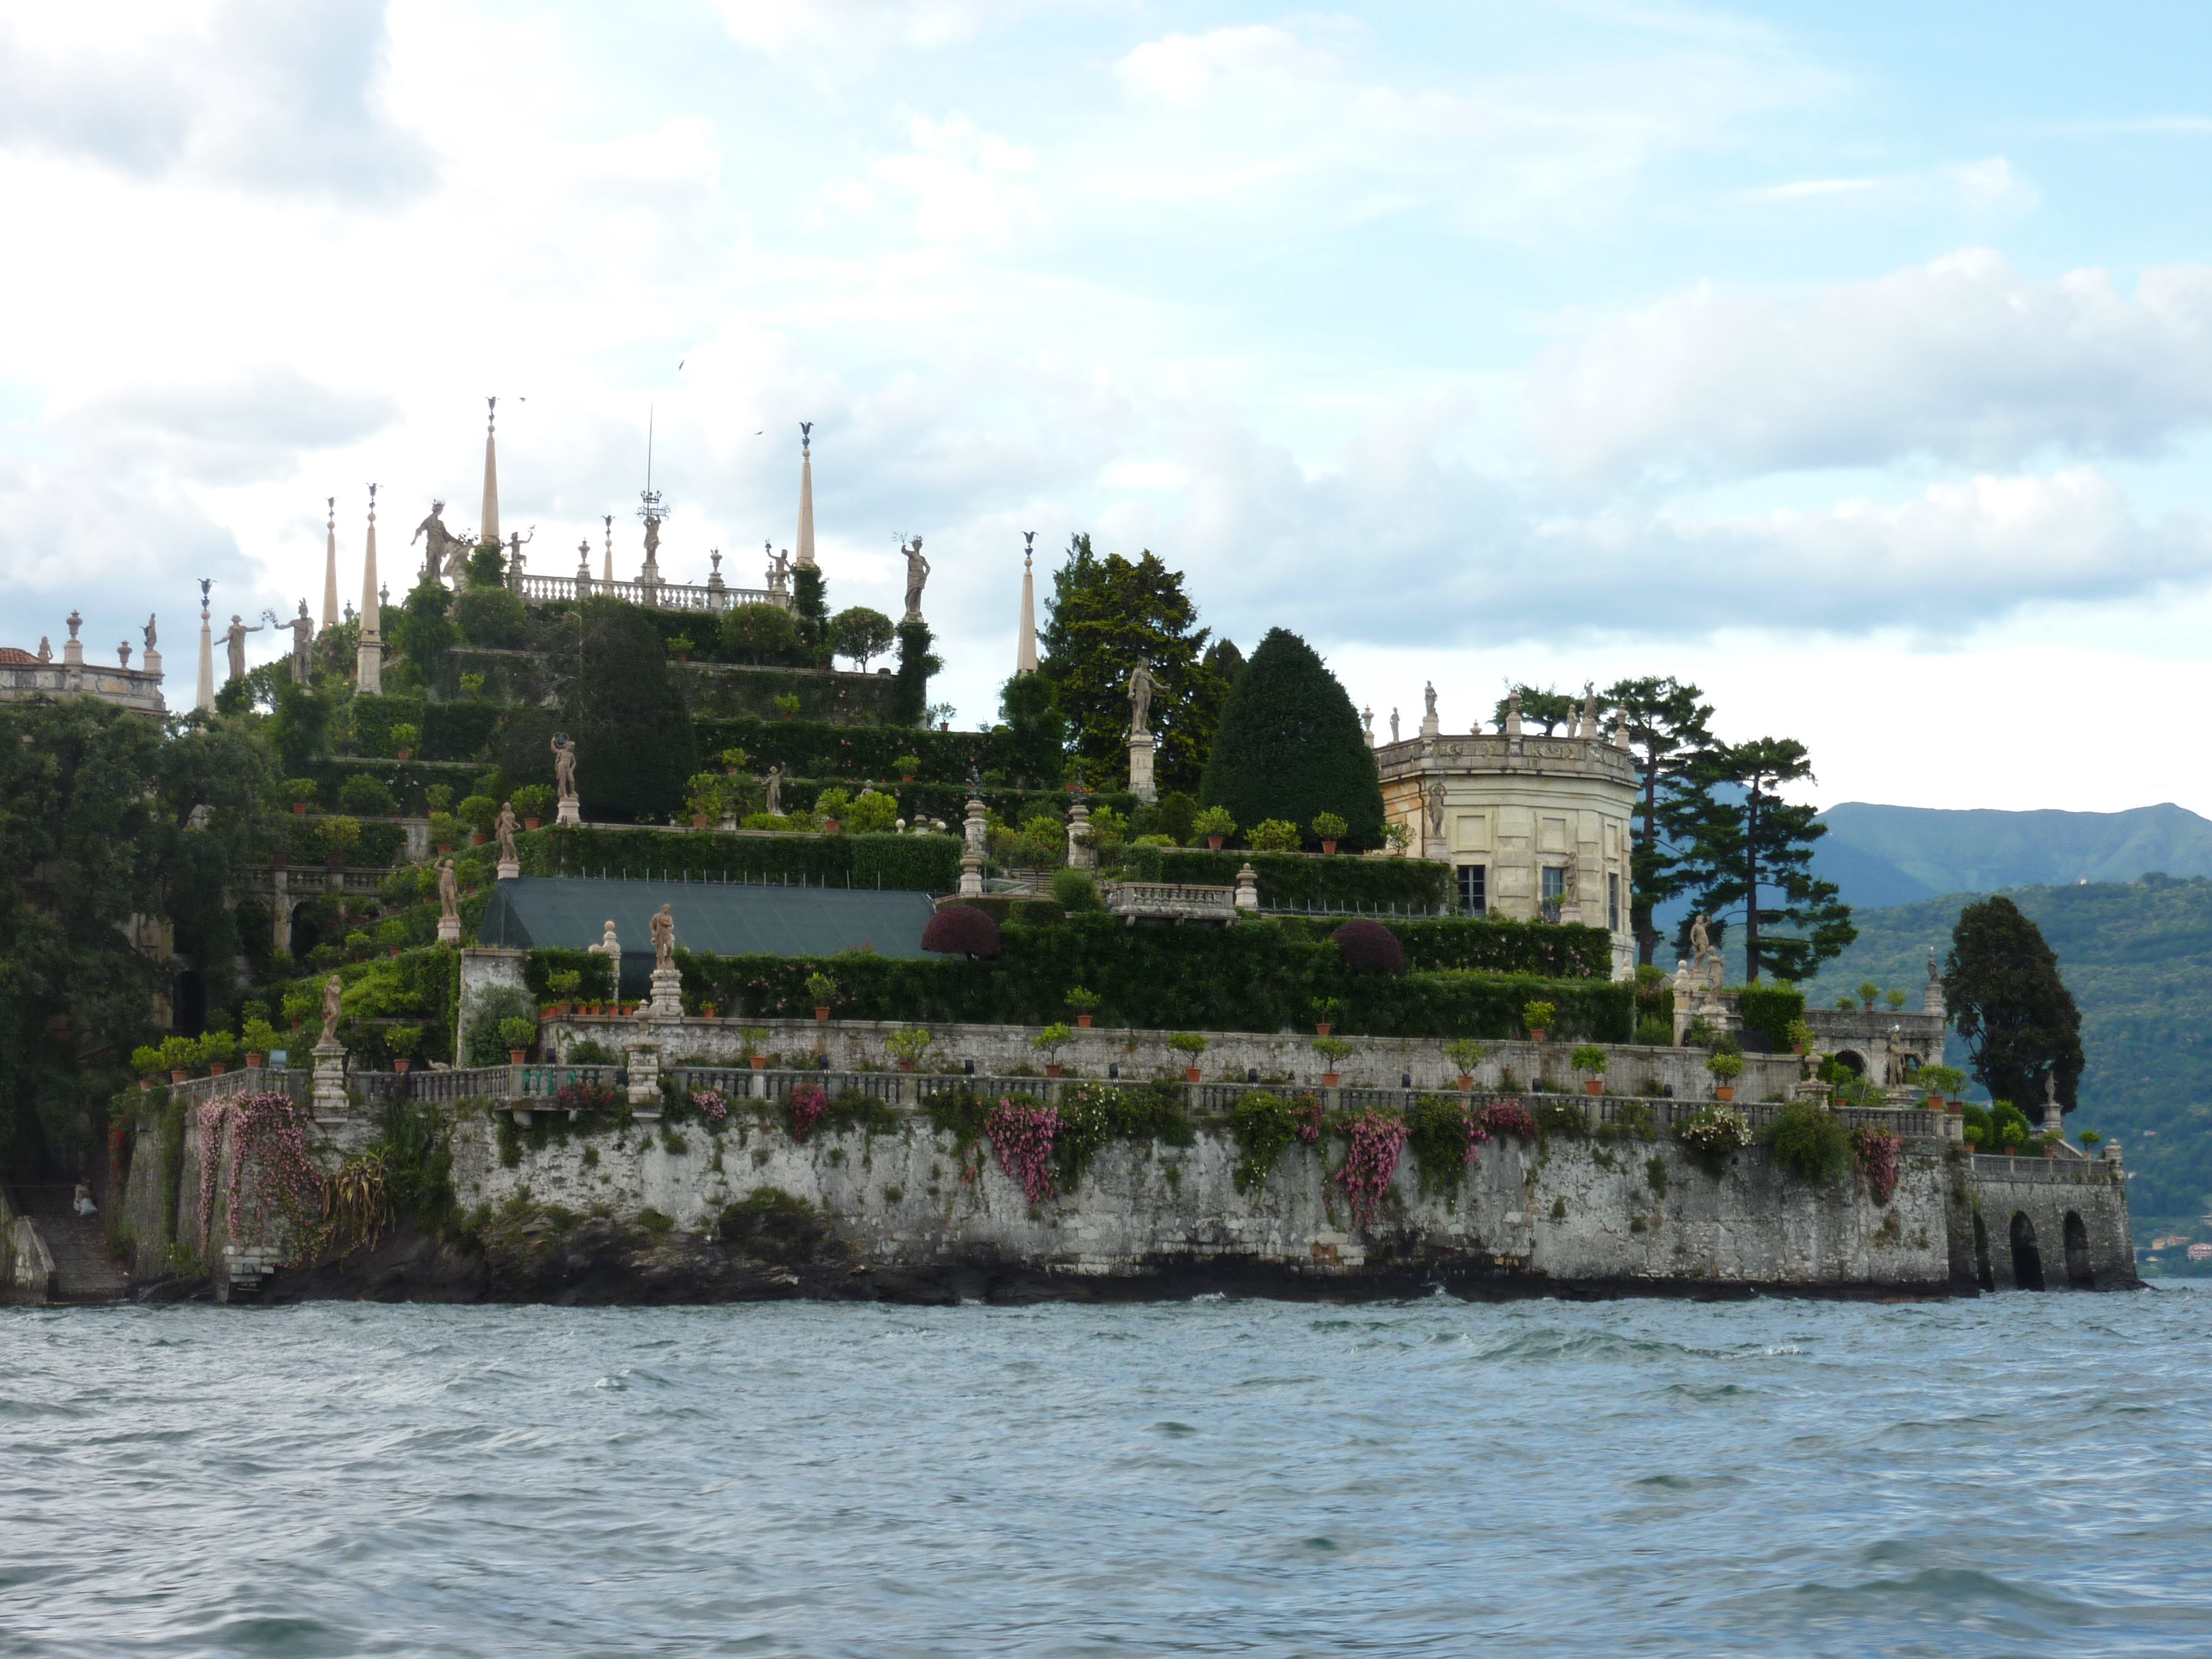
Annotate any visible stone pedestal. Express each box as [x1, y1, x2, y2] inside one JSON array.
[[556, 796, 581, 826], [959, 847, 984, 899], [1067, 803, 1096, 870], [648, 965, 683, 1021], [437, 913, 462, 944], [625, 1039, 662, 1118], [1234, 862, 1259, 914], [1128, 734, 1156, 805], [1420, 709, 1439, 739], [311, 1037, 349, 1122], [496, 859, 520, 882]]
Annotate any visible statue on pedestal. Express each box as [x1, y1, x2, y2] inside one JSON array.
[[902, 536, 930, 620], [287, 601, 314, 683], [765, 765, 782, 816], [320, 973, 344, 1045], [495, 802, 519, 865], [651, 903, 675, 969], [1128, 659, 1155, 737], [552, 736, 578, 804], [224, 614, 264, 682], [438, 858, 459, 921], [1390, 708, 1400, 742], [766, 544, 791, 597], [411, 500, 471, 583]]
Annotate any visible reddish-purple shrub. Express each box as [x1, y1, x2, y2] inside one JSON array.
[[920, 904, 1004, 960], [1851, 1125, 1902, 1206], [788, 1083, 828, 1141], [986, 1098, 1059, 1204], [1330, 918, 1406, 976], [1480, 1100, 1537, 1141], [1332, 1105, 1409, 1231]]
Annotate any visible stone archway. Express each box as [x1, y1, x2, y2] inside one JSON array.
[[2010, 1212, 2045, 1291], [2064, 1211, 2094, 1289], [1834, 1050, 1866, 1077], [1973, 1210, 1994, 1292]]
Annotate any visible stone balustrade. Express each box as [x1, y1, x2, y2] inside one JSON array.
[[516, 571, 785, 614]]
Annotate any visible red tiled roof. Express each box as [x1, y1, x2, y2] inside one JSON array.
[[0, 648, 39, 665]]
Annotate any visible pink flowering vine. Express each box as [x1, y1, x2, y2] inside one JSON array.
[[1852, 1125, 1903, 1207], [1332, 1105, 1409, 1233], [692, 1089, 728, 1124], [196, 1091, 323, 1261], [985, 1098, 1059, 1205], [1293, 1096, 1325, 1144], [788, 1083, 828, 1141], [1480, 1100, 1537, 1142]]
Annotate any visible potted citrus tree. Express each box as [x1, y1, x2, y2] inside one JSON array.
[[1785, 1017, 1814, 1056], [1312, 811, 1348, 854], [1192, 806, 1236, 851], [740, 1028, 771, 1071], [1444, 1038, 1486, 1091], [1572, 1044, 1609, 1096], [386, 1025, 422, 1074], [1919, 1064, 1966, 1110], [1030, 1022, 1073, 1078], [894, 753, 921, 783], [1313, 1034, 1352, 1087], [1168, 1030, 1208, 1082], [1523, 999, 1557, 1043], [1067, 987, 1102, 1029], [390, 722, 420, 762], [1313, 997, 1342, 1037], [499, 1016, 537, 1065], [201, 1030, 238, 1076], [1707, 1050, 1744, 1101], [806, 973, 837, 1022], [888, 1027, 934, 1074], [242, 1016, 278, 1068]]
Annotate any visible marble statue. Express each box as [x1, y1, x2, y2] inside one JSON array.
[[1581, 682, 1598, 739], [507, 528, 531, 580], [1390, 708, 1400, 742], [494, 802, 519, 865], [1128, 659, 1155, 737], [320, 973, 343, 1045], [902, 535, 930, 619], [641, 512, 662, 571], [223, 614, 264, 681], [1689, 912, 1712, 970], [651, 903, 675, 970], [288, 600, 314, 684], [765, 765, 783, 816], [437, 859, 459, 920], [142, 615, 157, 652], [1424, 779, 1446, 836], [766, 543, 791, 596], [551, 736, 578, 803], [1423, 681, 1437, 720], [411, 500, 471, 582]]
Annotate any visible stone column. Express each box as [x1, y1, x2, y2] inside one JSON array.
[[625, 1037, 663, 1119], [311, 1036, 349, 1124], [1067, 803, 1095, 870], [648, 965, 683, 1020], [356, 486, 383, 695], [1234, 863, 1259, 914], [437, 911, 462, 945], [1127, 733, 1156, 805]]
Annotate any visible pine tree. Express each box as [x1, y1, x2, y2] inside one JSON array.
[[1672, 737, 1854, 980], [997, 672, 1067, 788], [1198, 628, 1384, 846], [1606, 675, 1717, 965], [1944, 896, 2085, 1113]]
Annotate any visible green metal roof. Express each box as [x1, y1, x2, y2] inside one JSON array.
[[478, 876, 935, 990]]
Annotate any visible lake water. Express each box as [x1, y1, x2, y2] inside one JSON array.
[[4, 1289, 2209, 1657]]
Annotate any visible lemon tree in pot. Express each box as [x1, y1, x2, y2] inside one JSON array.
[[1168, 1030, 1208, 1081], [1572, 1044, 1609, 1096], [1707, 1049, 1744, 1101]]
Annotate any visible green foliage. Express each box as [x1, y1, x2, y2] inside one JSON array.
[[1674, 737, 1856, 981], [1706, 1051, 1744, 1081], [1405, 1093, 1478, 1197], [830, 606, 896, 672], [391, 581, 460, 680], [1443, 1039, 1487, 1076], [1168, 1031, 1208, 1057], [1158, 792, 1196, 845], [1191, 805, 1237, 842], [1052, 868, 1099, 912], [466, 985, 539, 1067], [1523, 999, 1558, 1033], [519, 824, 961, 893], [1200, 628, 1384, 847], [791, 566, 830, 660], [559, 598, 699, 821], [1312, 1034, 1352, 1064], [1945, 894, 2083, 1115], [1312, 812, 1349, 842], [997, 671, 1067, 788], [1140, 848, 1456, 916], [1225, 1091, 1306, 1193], [1037, 534, 1228, 793], [337, 774, 398, 816], [1604, 675, 1715, 967], [688, 713, 1011, 785], [1736, 982, 1807, 1051], [1919, 1064, 1968, 1096], [1570, 1044, 1608, 1074], [721, 602, 808, 666], [1247, 819, 1302, 853], [1050, 1081, 1195, 1190], [454, 586, 529, 649], [1635, 1015, 1673, 1046], [1760, 1101, 1851, 1184], [496, 1016, 538, 1054], [1030, 1022, 1073, 1058]]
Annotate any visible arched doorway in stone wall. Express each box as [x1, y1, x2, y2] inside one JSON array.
[[1834, 1050, 1866, 1077], [2064, 1211, 2093, 1288], [1972, 1210, 1994, 1292], [172, 967, 207, 1037], [2010, 1212, 2046, 1291]]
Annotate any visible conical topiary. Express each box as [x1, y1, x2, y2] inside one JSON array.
[[1198, 628, 1384, 846]]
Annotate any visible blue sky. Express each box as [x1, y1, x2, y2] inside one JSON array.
[[4, 1, 2211, 811]]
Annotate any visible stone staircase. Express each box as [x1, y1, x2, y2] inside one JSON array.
[[8, 1186, 129, 1303]]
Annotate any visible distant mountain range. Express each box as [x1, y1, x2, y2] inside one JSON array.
[[1809, 801, 2212, 910]]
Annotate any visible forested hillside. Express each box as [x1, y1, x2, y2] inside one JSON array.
[[1807, 877, 2212, 1230]]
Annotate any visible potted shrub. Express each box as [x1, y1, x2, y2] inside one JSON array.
[[390, 722, 421, 762], [1444, 1038, 1486, 1091], [2079, 1130, 2102, 1153], [285, 778, 317, 816], [1312, 811, 1348, 855], [1247, 819, 1302, 853], [699, 1001, 718, 1019], [1963, 1124, 1985, 1155], [132, 1045, 163, 1088], [669, 632, 695, 662], [499, 1016, 537, 1065], [888, 1027, 934, 1074], [546, 970, 581, 1016], [893, 754, 920, 783], [387, 1025, 422, 1074], [1784, 1017, 1814, 1057], [1193, 805, 1236, 851], [806, 972, 837, 1022], [1572, 1044, 1609, 1096], [685, 771, 725, 830], [775, 692, 802, 722], [720, 747, 748, 778], [159, 1034, 198, 1083], [427, 810, 460, 854], [1067, 987, 1102, 1030], [199, 1030, 238, 1076], [458, 795, 499, 847], [1313, 1034, 1352, 1087], [1857, 980, 1880, 1013], [1030, 1022, 1072, 1079], [1707, 1050, 1744, 1101], [321, 814, 361, 870], [741, 1028, 770, 1070], [1168, 1030, 1208, 1082], [1919, 1064, 1967, 1110], [1312, 997, 1342, 1038], [512, 783, 554, 830], [241, 1017, 278, 1068], [1523, 999, 1557, 1043]]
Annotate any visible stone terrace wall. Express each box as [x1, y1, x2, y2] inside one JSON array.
[[1966, 1155, 2136, 1292]]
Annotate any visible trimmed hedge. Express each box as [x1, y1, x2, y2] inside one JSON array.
[[280, 813, 411, 868], [1391, 917, 1614, 979], [645, 913, 1634, 1040], [1736, 981, 1808, 1052], [687, 664, 905, 725], [691, 716, 1014, 785], [349, 694, 504, 762], [517, 825, 962, 892], [1133, 846, 1452, 911]]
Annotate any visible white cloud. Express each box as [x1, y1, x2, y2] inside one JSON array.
[[1526, 249, 2212, 484]]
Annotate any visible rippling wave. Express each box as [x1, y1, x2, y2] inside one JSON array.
[[3, 1291, 2209, 1657]]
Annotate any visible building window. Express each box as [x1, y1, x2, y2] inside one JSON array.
[[1457, 864, 1487, 917], [1607, 871, 1621, 931], [1540, 865, 1566, 913]]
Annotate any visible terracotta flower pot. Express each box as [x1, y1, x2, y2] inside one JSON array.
[[509, 1048, 528, 1064], [1321, 1071, 1340, 1087], [823, 818, 842, 835], [524, 817, 540, 831], [1792, 1043, 1806, 1056], [902, 773, 914, 783], [749, 1055, 766, 1070], [272, 849, 289, 869], [1207, 836, 1224, 850], [246, 1054, 264, 1069], [701, 1005, 717, 1019], [388, 946, 401, 957], [1530, 1030, 1548, 1044], [293, 802, 308, 816], [901, 1060, 917, 1074], [1076, 1014, 1093, 1028], [169, 1070, 187, 1084], [1316, 1023, 1332, 1037], [139, 1078, 152, 1092], [1321, 840, 1338, 854], [1585, 1078, 1603, 1096], [1715, 1085, 1735, 1102], [394, 1057, 411, 1074], [437, 843, 453, 855], [1185, 1067, 1203, 1083], [815, 1007, 831, 1022], [1044, 1062, 1062, 1078], [396, 748, 412, 762], [1457, 1074, 1473, 1091], [692, 814, 709, 828], [471, 832, 486, 846], [327, 852, 343, 869]]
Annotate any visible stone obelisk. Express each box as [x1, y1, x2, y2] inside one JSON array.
[[795, 423, 817, 569], [195, 583, 215, 712], [320, 497, 339, 631], [1016, 533, 1037, 675], [479, 397, 500, 552], [356, 484, 383, 694]]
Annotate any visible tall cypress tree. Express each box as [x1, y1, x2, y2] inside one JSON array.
[[557, 598, 697, 822], [1944, 896, 2085, 1113], [1198, 628, 1384, 845]]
